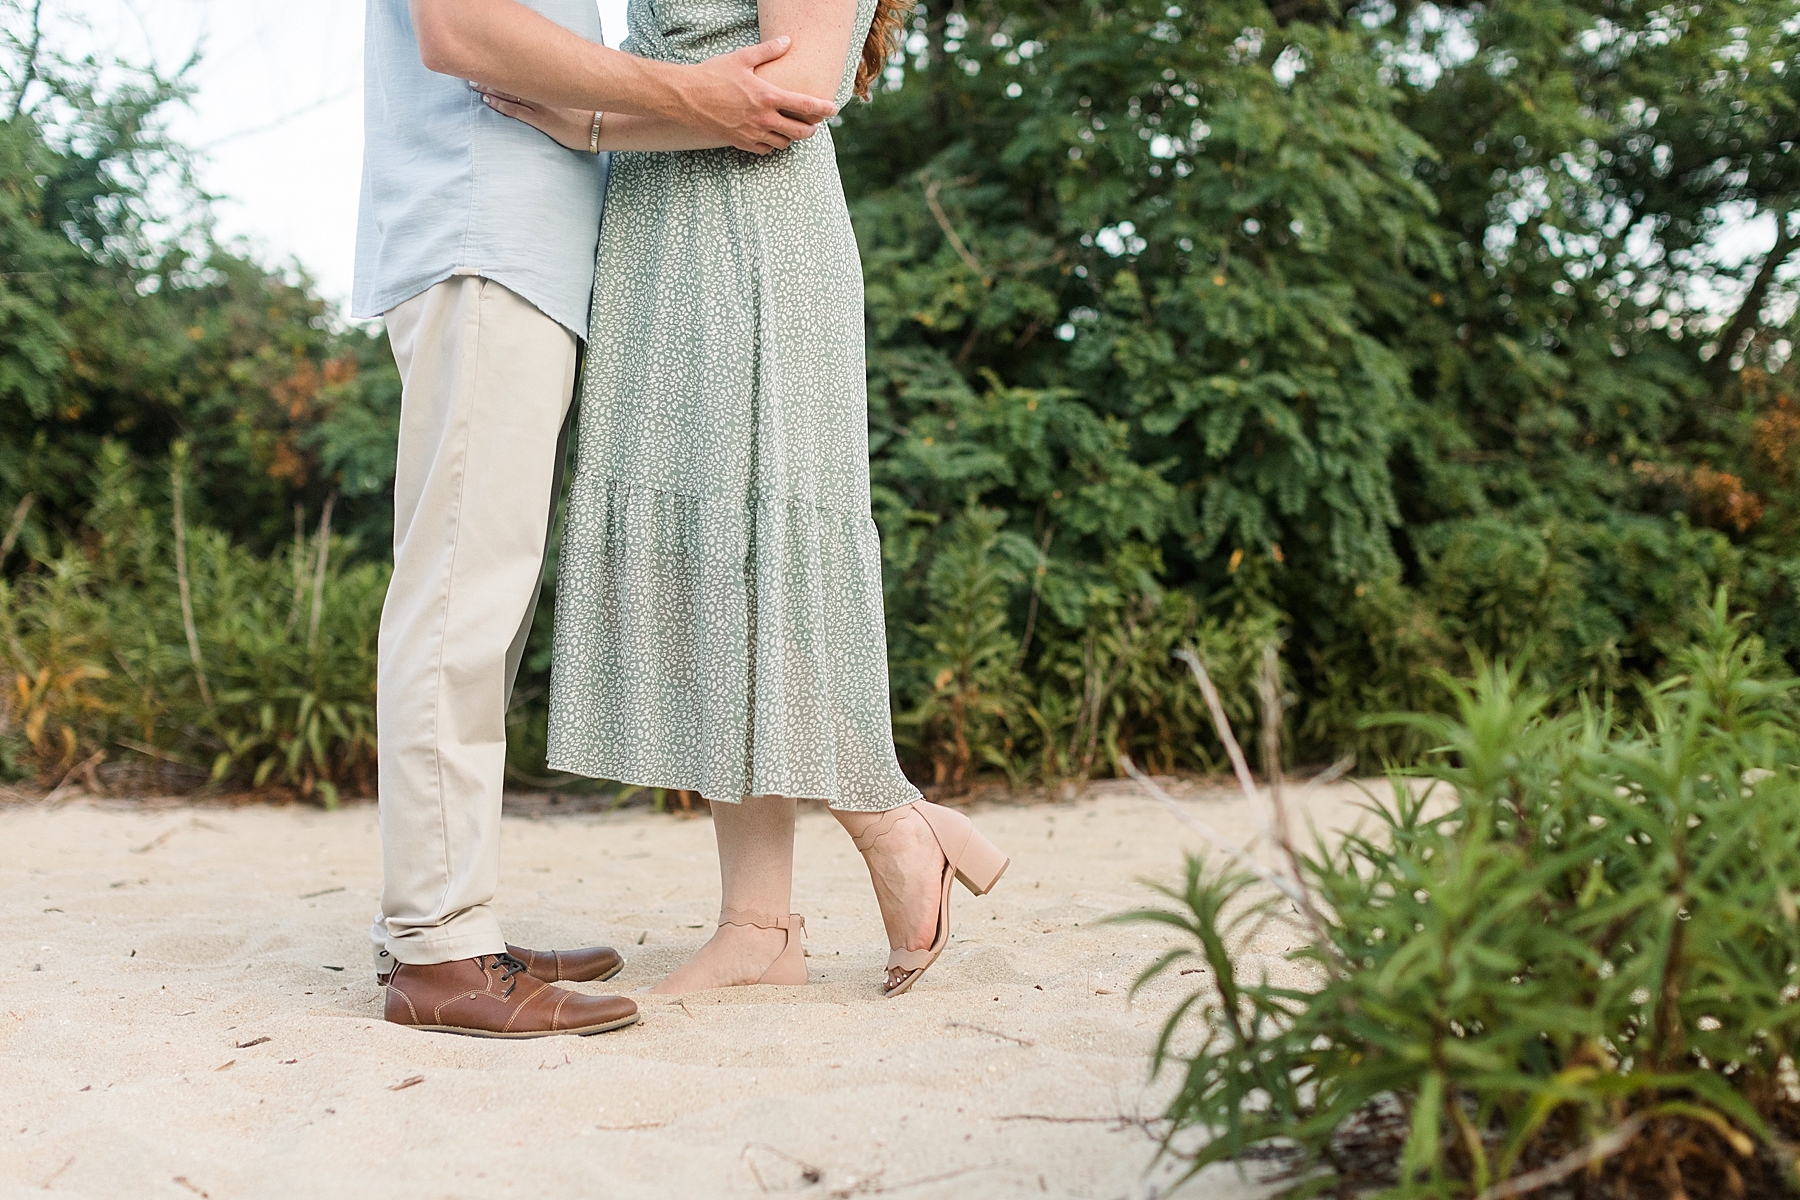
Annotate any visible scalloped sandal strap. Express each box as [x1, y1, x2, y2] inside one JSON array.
[[886, 947, 936, 971], [719, 907, 803, 932], [850, 804, 914, 853]]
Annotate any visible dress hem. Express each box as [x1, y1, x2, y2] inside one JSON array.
[[544, 757, 922, 813]]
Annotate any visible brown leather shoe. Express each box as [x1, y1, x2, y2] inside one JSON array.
[[384, 953, 639, 1038], [376, 942, 623, 987], [505, 942, 623, 984]]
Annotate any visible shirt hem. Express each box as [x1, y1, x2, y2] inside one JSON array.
[[353, 269, 589, 340]]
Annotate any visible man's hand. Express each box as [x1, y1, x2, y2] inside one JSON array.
[[679, 38, 838, 154]]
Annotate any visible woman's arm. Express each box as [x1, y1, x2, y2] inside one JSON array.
[[477, 0, 861, 153], [411, 0, 835, 152], [750, 0, 861, 104]]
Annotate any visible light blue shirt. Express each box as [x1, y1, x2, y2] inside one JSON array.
[[353, 0, 609, 337]]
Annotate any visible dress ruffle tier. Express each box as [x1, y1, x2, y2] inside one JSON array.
[[547, 473, 922, 811]]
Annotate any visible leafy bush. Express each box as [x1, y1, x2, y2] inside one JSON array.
[[5, 0, 1799, 800], [841, 0, 1800, 777], [1131, 592, 1800, 1196], [0, 444, 381, 804]]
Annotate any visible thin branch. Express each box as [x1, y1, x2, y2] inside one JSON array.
[[945, 1020, 1034, 1046], [286, 503, 306, 636], [45, 748, 106, 804], [1119, 754, 1310, 909], [1173, 648, 1261, 803], [9, 1, 45, 120], [923, 178, 991, 286], [1168, 647, 1346, 970], [307, 493, 336, 654], [1709, 208, 1797, 381], [0, 492, 35, 566], [1260, 644, 1292, 850], [199, 86, 354, 149], [1305, 752, 1357, 791], [1475, 1115, 1646, 1200], [1255, 644, 1341, 962], [170, 454, 213, 709], [114, 736, 197, 767], [1012, 522, 1055, 671]]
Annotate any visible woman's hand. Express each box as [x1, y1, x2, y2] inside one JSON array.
[[472, 83, 597, 152]]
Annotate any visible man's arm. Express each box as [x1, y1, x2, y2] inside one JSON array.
[[408, 0, 836, 153], [473, 0, 863, 155]]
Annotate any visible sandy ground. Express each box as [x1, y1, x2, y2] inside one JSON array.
[[0, 778, 1389, 1200]]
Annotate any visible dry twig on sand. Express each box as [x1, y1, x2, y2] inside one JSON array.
[[945, 1019, 1034, 1046], [45, 749, 106, 804], [1473, 1114, 1646, 1200], [1124, 646, 1345, 972]]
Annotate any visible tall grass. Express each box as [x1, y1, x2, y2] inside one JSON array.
[[1127, 591, 1800, 1196], [1, 443, 382, 804]]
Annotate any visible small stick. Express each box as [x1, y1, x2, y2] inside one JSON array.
[[170, 456, 213, 709], [1260, 644, 1293, 853], [286, 503, 306, 636], [1172, 649, 1260, 806], [1306, 752, 1357, 791], [1165, 648, 1345, 969], [1475, 1114, 1647, 1200], [0, 492, 35, 565], [945, 1020, 1034, 1046], [307, 493, 335, 653], [44, 749, 106, 804], [1253, 644, 1341, 964], [1119, 755, 1309, 910], [1013, 522, 1056, 671], [923, 177, 990, 285], [114, 737, 195, 767]]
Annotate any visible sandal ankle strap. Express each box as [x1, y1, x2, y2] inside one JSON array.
[[718, 907, 804, 932], [850, 805, 913, 853]]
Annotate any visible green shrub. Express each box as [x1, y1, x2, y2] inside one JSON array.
[[0, 443, 381, 804], [1129, 591, 1800, 1196]]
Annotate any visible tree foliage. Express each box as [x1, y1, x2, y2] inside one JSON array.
[[2, 0, 1797, 792], [840, 0, 1800, 774]]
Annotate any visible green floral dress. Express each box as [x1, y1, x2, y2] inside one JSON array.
[[546, 0, 921, 812]]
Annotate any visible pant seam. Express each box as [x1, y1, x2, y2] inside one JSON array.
[[426, 277, 486, 924]]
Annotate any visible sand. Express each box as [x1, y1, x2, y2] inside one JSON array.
[[0, 778, 1384, 1200]]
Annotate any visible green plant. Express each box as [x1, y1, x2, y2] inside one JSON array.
[[1128, 590, 1800, 1196], [0, 444, 383, 803]]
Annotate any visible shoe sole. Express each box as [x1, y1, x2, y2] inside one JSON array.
[[404, 1011, 641, 1038]]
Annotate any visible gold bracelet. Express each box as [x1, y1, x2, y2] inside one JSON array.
[[589, 110, 604, 154]]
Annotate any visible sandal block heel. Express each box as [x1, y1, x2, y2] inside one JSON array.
[[913, 800, 1011, 896], [953, 829, 1010, 896]]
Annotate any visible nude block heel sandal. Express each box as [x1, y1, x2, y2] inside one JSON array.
[[717, 908, 809, 986], [857, 800, 1012, 999]]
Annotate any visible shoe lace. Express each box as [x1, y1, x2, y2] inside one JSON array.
[[480, 951, 531, 998]]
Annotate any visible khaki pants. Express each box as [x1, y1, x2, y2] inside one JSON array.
[[369, 275, 577, 970]]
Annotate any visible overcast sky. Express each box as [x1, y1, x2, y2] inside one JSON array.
[[45, 0, 627, 308]]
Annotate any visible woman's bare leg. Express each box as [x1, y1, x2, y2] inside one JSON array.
[[834, 804, 947, 991], [649, 794, 797, 993]]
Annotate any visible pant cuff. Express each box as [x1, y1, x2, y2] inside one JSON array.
[[378, 912, 508, 966]]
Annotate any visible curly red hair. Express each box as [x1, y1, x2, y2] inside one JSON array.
[[852, 0, 913, 101]]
